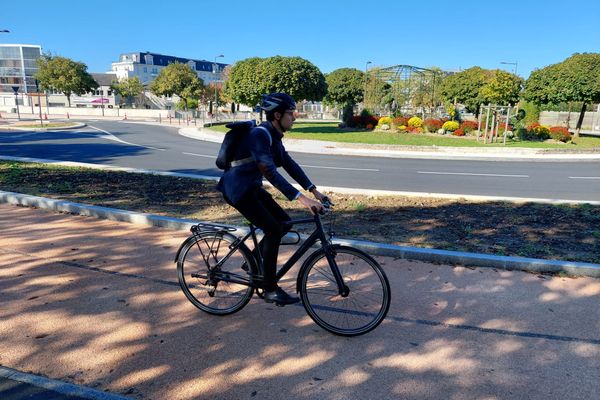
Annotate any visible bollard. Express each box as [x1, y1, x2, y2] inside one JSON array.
[[159, 114, 162, 124], [43, 113, 48, 120], [67, 112, 70, 119], [123, 113, 127, 120]]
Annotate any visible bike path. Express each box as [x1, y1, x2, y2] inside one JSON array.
[[1, 203, 599, 400]]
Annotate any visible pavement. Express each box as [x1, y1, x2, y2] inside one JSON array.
[[1, 203, 599, 400], [1, 116, 599, 398]]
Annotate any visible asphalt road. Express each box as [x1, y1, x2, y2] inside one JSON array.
[[1, 120, 599, 202]]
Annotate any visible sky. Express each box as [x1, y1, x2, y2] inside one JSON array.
[[2, 0, 599, 79]]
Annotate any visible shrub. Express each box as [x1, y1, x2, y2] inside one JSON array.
[[549, 126, 572, 142], [408, 116, 423, 128], [442, 120, 460, 132], [398, 125, 407, 132], [459, 121, 478, 134], [423, 118, 443, 133], [393, 116, 409, 127], [407, 126, 423, 133], [453, 128, 465, 136], [366, 124, 374, 130], [527, 123, 550, 140], [376, 116, 393, 128]]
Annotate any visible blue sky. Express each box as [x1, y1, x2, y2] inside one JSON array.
[[2, 0, 599, 79]]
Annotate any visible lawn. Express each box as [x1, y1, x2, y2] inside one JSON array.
[[209, 121, 600, 148]]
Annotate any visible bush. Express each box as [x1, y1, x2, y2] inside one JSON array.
[[423, 118, 443, 133], [376, 116, 393, 128], [442, 120, 460, 132], [453, 128, 465, 136], [527, 123, 550, 140], [459, 121, 478, 134], [393, 116, 409, 127], [549, 126, 572, 142], [407, 116, 423, 128]]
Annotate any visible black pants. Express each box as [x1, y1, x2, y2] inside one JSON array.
[[226, 188, 291, 291]]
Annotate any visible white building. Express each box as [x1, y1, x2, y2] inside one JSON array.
[[110, 51, 227, 86]]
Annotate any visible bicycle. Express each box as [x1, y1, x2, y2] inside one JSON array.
[[175, 204, 391, 336]]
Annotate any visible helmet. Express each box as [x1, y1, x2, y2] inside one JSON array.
[[260, 93, 296, 113]]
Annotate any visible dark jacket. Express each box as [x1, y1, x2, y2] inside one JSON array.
[[216, 121, 314, 205]]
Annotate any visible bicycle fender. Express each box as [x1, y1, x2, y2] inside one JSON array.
[[174, 235, 200, 263]]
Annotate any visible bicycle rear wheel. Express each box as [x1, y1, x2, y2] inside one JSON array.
[[299, 245, 391, 336], [177, 231, 255, 315]]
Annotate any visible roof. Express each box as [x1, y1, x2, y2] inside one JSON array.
[[116, 51, 227, 72], [91, 73, 117, 86]]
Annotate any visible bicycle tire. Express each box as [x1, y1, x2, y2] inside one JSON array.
[[177, 231, 255, 315], [299, 245, 391, 336]]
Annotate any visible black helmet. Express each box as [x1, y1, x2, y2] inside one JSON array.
[[260, 93, 296, 114]]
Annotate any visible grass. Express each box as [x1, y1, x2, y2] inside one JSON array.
[[1, 160, 599, 265], [11, 122, 76, 128], [209, 121, 600, 148]]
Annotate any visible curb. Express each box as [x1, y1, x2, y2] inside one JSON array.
[[1, 190, 598, 278], [178, 127, 600, 162], [0, 366, 131, 400], [0, 122, 86, 131]]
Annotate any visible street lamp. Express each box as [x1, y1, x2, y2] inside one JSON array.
[[213, 54, 224, 118], [364, 61, 372, 108], [35, 79, 43, 127], [11, 86, 21, 120], [500, 61, 518, 76]]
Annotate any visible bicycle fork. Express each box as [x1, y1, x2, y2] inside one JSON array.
[[323, 246, 350, 297]]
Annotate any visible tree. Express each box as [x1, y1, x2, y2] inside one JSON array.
[[440, 67, 489, 115], [363, 67, 392, 113], [479, 70, 523, 106], [35, 55, 97, 107], [224, 56, 327, 107], [324, 68, 365, 124], [150, 62, 205, 110], [111, 76, 144, 107], [524, 53, 600, 136]]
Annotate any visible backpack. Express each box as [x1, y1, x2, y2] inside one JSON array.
[[215, 120, 270, 170]]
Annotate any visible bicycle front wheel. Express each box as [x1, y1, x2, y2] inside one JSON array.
[[177, 231, 255, 315], [299, 246, 391, 336]]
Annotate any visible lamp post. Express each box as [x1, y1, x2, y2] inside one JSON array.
[[213, 54, 224, 119], [500, 61, 518, 76], [35, 79, 43, 127], [364, 61, 372, 109], [11, 86, 20, 120]]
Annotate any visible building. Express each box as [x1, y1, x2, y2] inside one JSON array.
[[110, 51, 227, 86], [46, 73, 119, 109], [0, 44, 42, 107]]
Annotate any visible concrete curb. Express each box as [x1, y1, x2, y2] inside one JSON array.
[[0, 366, 131, 400], [0, 122, 86, 131], [2, 190, 598, 278], [178, 127, 600, 162]]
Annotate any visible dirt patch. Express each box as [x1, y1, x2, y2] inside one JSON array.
[[1, 160, 599, 264]]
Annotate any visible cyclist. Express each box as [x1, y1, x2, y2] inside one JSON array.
[[217, 92, 328, 305]]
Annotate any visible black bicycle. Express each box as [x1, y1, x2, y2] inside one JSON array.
[[175, 206, 391, 336]]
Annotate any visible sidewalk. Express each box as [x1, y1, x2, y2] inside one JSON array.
[[1, 202, 599, 400]]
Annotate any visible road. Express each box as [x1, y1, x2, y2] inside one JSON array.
[[1, 120, 599, 202]]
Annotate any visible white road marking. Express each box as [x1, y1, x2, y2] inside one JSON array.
[[87, 125, 166, 151], [417, 171, 529, 178], [569, 176, 600, 180], [0, 132, 39, 139], [300, 164, 380, 172], [182, 152, 217, 159]]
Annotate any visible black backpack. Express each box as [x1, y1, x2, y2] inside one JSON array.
[[215, 120, 270, 170]]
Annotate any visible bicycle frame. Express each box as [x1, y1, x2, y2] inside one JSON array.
[[195, 213, 347, 296]]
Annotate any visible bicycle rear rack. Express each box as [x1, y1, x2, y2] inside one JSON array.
[[191, 223, 237, 233]]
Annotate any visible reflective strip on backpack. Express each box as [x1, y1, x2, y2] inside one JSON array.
[[230, 157, 254, 167], [229, 125, 271, 168]]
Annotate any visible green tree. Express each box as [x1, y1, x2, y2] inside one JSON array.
[[440, 67, 489, 115], [410, 67, 446, 110], [479, 70, 523, 106], [224, 56, 327, 107], [364, 67, 392, 113], [524, 53, 600, 136], [324, 68, 365, 124], [35, 55, 97, 107], [111, 76, 144, 107], [150, 62, 205, 110]]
